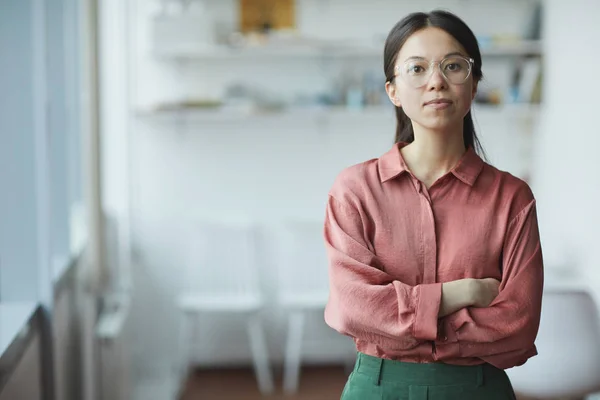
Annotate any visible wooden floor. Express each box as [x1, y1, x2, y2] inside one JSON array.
[[181, 366, 348, 400], [180, 365, 574, 400]]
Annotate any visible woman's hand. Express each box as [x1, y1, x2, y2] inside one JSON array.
[[439, 278, 501, 317], [470, 278, 501, 308], [439, 279, 475, 317]]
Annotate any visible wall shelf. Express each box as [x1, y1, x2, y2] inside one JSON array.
[[134, 103, 541, 125], [151, 40, 544, 61], [478, 40, 543, 56], [135, 105, 393, 124]]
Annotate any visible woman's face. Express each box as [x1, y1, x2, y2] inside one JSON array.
[[386, 27, 477, 133]]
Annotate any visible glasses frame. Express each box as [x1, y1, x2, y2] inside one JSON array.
[[393, 55, 475, 88]]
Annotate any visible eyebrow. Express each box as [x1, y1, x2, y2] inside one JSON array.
[[403, 52, 466, 62]]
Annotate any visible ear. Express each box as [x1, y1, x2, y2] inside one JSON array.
[[385, 81, 402, 108]]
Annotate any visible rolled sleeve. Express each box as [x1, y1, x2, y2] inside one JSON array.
[[325, 194, 444, 349], [413, 283, 443, 341], [434, 198, 543, 368]]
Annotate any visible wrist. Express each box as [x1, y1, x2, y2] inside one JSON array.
[[463, 278, 477, 307], [440, 279, 471, 317]]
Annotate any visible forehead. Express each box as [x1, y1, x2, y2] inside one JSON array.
[[397, 27, 466, 62]]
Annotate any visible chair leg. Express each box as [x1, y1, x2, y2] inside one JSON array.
[[283, 311, 305, 394], [175, 312, 194, 398], [246, 315, 275, 395]]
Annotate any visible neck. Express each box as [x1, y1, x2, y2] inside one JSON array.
[[401, 123, 466, 187]]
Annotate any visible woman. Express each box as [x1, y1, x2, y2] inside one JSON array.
[[324, 10, 544, 400]]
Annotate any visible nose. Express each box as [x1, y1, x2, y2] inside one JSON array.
[[426, 63, 448, 91]]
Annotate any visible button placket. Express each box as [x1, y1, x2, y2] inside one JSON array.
[[420, 188, 437, 284]]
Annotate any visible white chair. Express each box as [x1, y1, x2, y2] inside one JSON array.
[[276, 220, 331, 394], [506, 280, 600, 398], [175, 217, 274, 397]]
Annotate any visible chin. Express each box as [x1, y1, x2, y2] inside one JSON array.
[[419, 117, 462, 132]]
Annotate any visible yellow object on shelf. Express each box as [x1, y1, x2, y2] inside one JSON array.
[[239, 0, 295, 33]]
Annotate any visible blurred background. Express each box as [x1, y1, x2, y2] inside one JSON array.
[[1, 0, 600, 399]]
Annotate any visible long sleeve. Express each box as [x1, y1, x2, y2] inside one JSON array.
[[324, 194, 443, 350], [434, 198, 544, 369]]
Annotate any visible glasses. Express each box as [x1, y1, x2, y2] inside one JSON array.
[[394, 56, 474, 88]]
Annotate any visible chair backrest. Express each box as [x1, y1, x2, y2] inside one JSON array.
[[276, 220, 330, 305], [507, 288, 600, 397], [183, 216, 262, 298], [539, 289, 600, 342]]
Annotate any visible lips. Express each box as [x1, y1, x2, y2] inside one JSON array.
[[425, 98, 452, 105]]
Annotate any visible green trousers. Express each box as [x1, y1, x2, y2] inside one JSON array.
[[341, 353, 517, 400]]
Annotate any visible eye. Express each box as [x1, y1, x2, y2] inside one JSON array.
[[405, 62, 427, 75], [445, 63, 462, 72], [443, 58, 470, 73]]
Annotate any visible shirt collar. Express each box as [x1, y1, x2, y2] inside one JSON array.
[[378, 142, 484, 186], [378, 142, 410, 183]]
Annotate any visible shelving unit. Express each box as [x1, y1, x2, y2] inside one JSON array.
[[141, 1, 545, 171]]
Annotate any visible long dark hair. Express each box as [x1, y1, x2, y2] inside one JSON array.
[[384, 10, 486, 158]]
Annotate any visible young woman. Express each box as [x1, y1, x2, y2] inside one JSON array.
[[324, 10, 543, 399]]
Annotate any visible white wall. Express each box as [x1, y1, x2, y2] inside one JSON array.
[[99, 0, 543, 396], [530, 0, 600, 279]]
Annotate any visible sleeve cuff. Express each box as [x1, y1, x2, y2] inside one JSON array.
[[432, 308, 464, 360], [437, 310, 461, 344], [412, 283, 443, 341]]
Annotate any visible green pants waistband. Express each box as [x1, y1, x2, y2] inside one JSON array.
[[353, 352, 507, 387]]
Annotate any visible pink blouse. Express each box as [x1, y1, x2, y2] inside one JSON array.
[[324, 142, 544, 369]]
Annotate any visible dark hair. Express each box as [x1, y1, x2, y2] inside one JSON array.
[[384, 10, 486, 158]]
